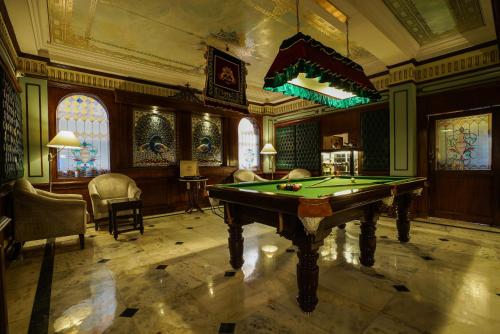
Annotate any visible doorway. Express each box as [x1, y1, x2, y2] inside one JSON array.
[[428, 108, 498, 225]]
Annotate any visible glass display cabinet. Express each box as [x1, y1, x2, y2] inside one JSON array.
[[321, 147, 363, 176]]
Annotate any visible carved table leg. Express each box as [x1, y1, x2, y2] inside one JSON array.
[[292, 228, 330, 313], [226, 204, 244, 270], [359, 202, 380, 267], [395, 193, 412, 243]]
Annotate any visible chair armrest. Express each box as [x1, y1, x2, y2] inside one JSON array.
[[88, 182, 101, 201], [128, 183, 141, 199], [36, 189, 83, 200], [20, 192, 86, 210]]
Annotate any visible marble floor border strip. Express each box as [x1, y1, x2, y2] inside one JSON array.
[[27, 239, 55, 334], [413, 218, 500, 234]]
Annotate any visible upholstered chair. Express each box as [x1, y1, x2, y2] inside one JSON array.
[[281, 168, 311, 180], [88, 173, 141, 230], [13, 178, 87, 249], [233, 169, 268, 183]]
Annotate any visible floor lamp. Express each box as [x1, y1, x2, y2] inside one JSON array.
[[260, 143, 277, 180], [47, 130, 81, 192]]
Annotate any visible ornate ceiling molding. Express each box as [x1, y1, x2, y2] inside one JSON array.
[[371, 43, 499, 91], [0, 9, 18, 78], [17, 40, 499, 116]]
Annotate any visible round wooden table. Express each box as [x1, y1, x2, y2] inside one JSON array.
[[179, 177, 208, 213]]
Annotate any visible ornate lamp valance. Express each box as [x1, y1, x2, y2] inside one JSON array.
[[263, 32, 380, 109]]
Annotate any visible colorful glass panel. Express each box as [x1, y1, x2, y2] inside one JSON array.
[[238, 118, 259, 170], [435, 113, 491, 170], [56, 94, 110, 177], [191, 114, 222, 166]]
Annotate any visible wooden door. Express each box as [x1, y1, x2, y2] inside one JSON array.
[[428, 108, 499, 225]]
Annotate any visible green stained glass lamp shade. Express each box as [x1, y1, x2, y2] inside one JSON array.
[[264, 33, 380, 109]]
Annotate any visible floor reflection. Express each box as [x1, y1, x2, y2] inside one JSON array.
[[6, 213, 500, 334]]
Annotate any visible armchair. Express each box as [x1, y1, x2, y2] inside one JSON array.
[[281, 168, 311, 180], [233, 169, 269, 183], [13, 179, 87, 249], [88, 173, 141, 230]]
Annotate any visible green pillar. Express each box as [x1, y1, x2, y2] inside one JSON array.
[[20, 77, 49, 184], [389, 82, 417, 176]]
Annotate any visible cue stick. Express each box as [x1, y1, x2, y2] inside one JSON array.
[[305, 177, 332, 188], [308, 181, 387, 188]]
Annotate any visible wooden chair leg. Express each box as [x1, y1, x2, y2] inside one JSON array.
[[79, 234, 85, 249]]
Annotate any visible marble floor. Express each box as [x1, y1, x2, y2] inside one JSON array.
[[5, 211, 500, 334]]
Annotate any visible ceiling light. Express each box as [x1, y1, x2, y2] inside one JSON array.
[[263, 0, 380, 109]]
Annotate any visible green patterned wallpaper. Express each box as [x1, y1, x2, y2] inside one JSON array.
[[276, 121, 320, 171], [361, 109, 389, 172], [276, 126, 296, 169]]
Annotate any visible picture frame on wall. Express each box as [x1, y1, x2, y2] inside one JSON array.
[[133, 109, 176, 167]]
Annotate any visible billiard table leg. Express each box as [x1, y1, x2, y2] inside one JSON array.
[[225, 204, 244, 270], [395, 193, 412, 243], [228, 224, 244, 269], [359, 202, 380, 267], [294, 233, 322, 313]]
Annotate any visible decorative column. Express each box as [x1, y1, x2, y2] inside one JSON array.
[[389, 82, 417, 176], [20, 77, 49, 183]]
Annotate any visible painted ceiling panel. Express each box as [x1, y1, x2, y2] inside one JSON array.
[[47, 0, 377, 87], [383, 0, 484, 45]]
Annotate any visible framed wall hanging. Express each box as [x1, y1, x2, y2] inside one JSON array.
[[133, 109, 176, 167]]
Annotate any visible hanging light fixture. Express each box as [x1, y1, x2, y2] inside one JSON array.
[[263, 0, 380, 109]]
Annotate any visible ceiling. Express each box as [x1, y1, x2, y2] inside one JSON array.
[[6, 0, 497, 104]]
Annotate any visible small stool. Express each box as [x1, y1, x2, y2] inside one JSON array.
[[107, 198, 143, 240], [179, 177, 208, 213]]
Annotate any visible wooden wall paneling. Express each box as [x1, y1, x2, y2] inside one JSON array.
[[45, 82, 246, 216], [493, 107, 500, 224], [417, 82, 500, 224]]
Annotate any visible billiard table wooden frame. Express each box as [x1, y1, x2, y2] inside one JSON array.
[[208, 177, 426, 313]]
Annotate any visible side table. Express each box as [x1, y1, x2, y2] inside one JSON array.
[[1, 216, 11, 334], [179, 177, 208, 213], [107, 198, 143, 240]]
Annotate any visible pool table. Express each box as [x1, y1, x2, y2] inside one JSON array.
[[207, 175, 426, 313]]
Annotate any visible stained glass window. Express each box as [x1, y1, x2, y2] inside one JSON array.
[[435, 113, 492, 171], [56, 94, 110, 178], [238, 118, 259, 170]]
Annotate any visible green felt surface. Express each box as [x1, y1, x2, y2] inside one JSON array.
[[223, 176, 416, 199]]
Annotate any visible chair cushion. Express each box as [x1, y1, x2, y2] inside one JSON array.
[[93, 174, 131, 199]]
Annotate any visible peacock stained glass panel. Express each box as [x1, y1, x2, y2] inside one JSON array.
[[435, 113, 492, 171], [191, 114, 222, 166], [133, 109, 176, 167], [56, 94, 110, 178]]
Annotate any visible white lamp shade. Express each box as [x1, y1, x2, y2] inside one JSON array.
[[47, 131, 81, 149], [260, 143, 277, 155]]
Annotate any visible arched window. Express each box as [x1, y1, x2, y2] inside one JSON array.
[[238, 118, 259, 170], [56, 94, 110, 178]]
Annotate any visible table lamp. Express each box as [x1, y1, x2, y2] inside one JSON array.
[[47, 130, 81, 192], [260, 143, 277, 180]]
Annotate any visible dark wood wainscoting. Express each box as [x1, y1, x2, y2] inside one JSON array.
[[44, 82, 260, 217], [430, 171, 495, 223]]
